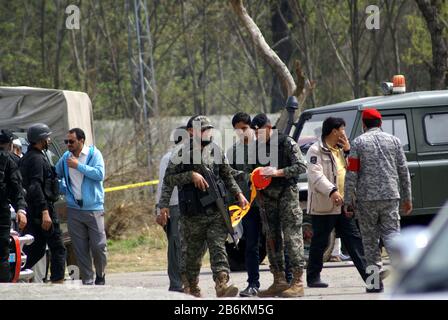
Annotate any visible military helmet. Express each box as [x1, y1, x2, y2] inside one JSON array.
[[27, 123, 52, 144], [186, 115, 214, 131], [0, 129, 17, 144]]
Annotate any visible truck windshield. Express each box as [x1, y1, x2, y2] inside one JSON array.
[[297, 109, 357, 154]]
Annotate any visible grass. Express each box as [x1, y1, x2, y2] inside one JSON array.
[[107, 225, 210, 274]]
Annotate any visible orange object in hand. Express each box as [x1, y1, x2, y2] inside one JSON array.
[[251, 167, 272, 190]]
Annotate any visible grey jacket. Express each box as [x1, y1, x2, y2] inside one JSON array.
[[344, 127, 412, 205]]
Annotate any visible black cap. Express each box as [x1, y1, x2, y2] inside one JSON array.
[[0, 129, 17, 144], [250, 114, 271, 130]]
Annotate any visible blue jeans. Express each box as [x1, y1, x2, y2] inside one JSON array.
[[242, 207, 261, 288]]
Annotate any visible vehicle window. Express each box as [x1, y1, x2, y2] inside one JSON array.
[[424, 113, 448, 145], [382, 115, 410, 151], [297, 109, 357, 154]]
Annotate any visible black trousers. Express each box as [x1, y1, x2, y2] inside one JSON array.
[[242, 206, 261, 288], [23, 206, 66, 281], [307, 214, 367, 283], [0, 213, 10, 282]]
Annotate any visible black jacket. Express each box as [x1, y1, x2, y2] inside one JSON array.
[[0, 149, 27, 213], [20, 147, 55, 215]]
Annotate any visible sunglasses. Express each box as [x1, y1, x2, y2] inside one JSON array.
[[64, 139, 76, 145]]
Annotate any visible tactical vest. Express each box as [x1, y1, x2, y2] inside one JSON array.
[[256, 133, 299, 194], [177, 143, 227, 216]]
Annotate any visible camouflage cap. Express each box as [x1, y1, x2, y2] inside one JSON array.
[[186, 115, 214, 130]]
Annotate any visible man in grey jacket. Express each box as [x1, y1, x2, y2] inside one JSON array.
[[344, 108, 412, 293], [306, 117, 367, 289]]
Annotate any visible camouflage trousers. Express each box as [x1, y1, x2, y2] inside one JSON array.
[[260, 185, 305, 272], [182, 210, 229, 283], [356, 200, 400, 271]]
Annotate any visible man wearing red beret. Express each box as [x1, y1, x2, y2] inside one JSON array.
[[344, 108, 412, 293]]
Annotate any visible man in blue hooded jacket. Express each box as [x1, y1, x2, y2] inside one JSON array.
[[55, 128, 106, 285]]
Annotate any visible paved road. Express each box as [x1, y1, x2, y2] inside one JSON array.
[[0, 261, 392, 300]]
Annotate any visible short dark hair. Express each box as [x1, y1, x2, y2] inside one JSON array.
[[231, 112, 251, 128], [321, 117, 346, 138], [363, 118, 382, 129], [69, 128, 86, 141], [250, 113, 271, 129]]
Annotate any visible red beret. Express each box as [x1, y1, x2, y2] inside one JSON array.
[[362, 108, 382, 120]]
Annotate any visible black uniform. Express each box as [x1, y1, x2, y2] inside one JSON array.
[[0, 149, 27, 282], [20, 147, 66, 281]]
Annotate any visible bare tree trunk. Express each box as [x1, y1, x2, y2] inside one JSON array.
[[229, 0, 296, 97], [415, 0, 448, 90], [227, 12, 269, 113], [270, 0, 293, 112], [229, 0, 313, 131]]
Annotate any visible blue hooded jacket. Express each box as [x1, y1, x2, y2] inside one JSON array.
[[55, 145, 105, 211]]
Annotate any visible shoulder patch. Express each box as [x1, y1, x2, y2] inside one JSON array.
[[310, 156, 317, 164]]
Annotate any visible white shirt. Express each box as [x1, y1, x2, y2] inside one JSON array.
[[69, 145, 89, 200], [156, 149, 178, 208]]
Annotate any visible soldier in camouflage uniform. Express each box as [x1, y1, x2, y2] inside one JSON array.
[[249, 114, 307, 298], [344, 108, 413, 293], [158, 115, 249, 298]]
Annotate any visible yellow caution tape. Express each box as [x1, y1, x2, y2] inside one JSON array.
[[229, 173, 257, 228], [104, 180, 159, 193], [105, 174, 256, 229]]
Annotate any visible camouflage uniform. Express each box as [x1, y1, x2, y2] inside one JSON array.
[[159, 123, 242, 295], [344, 127, 412, 271], [253, 133, 307, 274]]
